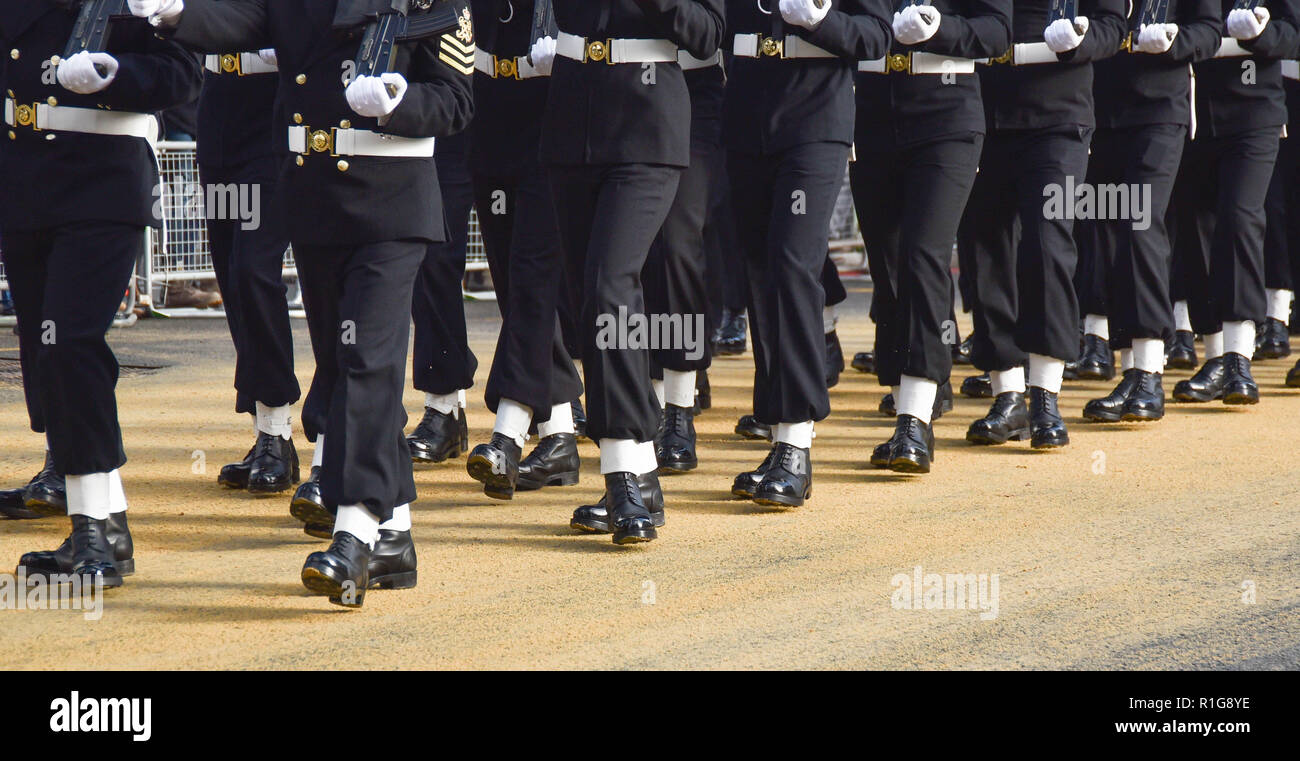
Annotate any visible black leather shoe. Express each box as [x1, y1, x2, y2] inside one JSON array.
[[961, 372, 993, 399], [1253, 318, 1291, 360], [466, 433, 522, 500], [869, 439, 893, 469], [368, 529, 417, 590], [1173, 356, 1228, 402], [1287, 358, 1300, 387], [572, 399, 588, 439], [1, 488, 41, 520], [301, 532, 372, 607], [826, 330, 845, 388], [407, 406, 468, 463], [218, 445, 255, 489], [67, 515, 125, 589], [290, 466, 332, 537], [1121, 371, 1165, 421], [888, 414, 935, 474], [23, 452, 66, 517], [696, 370, 711, 412], [851, 351, 875, 374], [1083, 370, 1140, 423], [20, 511, 134, 577], [246, 432, 300, 495], [604, 472, 658, 545], [655, 404, 698, 474], [732, 448, 778, 497], [1221, 353, 1259, 405], [571, 472, 664, 533], [1074, 334, 1116, 380], [735, 414, 771, 440], [1029, 388, 1069, 449], [752, 443, 812, 508], [952, 335, 974, 365], [1166, 330, 1197, 369], [967, 392, 1030, 445], [879, 393, 896, 416], [714, 308, 747, 356], [516, 433, 580, 491]]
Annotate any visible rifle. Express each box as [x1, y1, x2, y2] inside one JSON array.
[[61, 0, 134, 75], [527, 0, 557, 67], [349, 0, 463, 94]]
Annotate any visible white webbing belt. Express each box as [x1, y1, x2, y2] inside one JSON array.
[[858, 52, 976, 74], [732, 33, 834, 59], [1282, 60, 1299, 80], [204, 52, 278, 75], [5, 98, 156, 140], [287, 125, 435, 158], [678, 50, 723, 70], [555, 32, 677, 64], [1213, 37, 1249, 58]]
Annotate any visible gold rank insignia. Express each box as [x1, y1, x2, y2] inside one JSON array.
[[440, 8, 475, 77], [456, 7, 473, 44]]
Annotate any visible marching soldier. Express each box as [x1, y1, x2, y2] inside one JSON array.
[[130, 0, 474, 606], [541, 0, 724, 544], [1260, 54, 1300, 364], [852, 0, 1012, 474], [725, 0, 891, 507], [1171, 0, 1299, 406], [1077, 0, 1222, 424], [198, 35, 303, 497], [959, 0, 1126, 450], [462, 0, 585, 500], [2, 0, 202, 585]]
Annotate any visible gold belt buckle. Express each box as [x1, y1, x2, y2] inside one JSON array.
[[301, 126, 338, 157], [760, 35, 783, 58], [585, 39, 613, 64], [887, 53, 911, 74], [14, 102, 36, 128], [495, 55, 518, 79], [991, 47, 1013, 65], [220, 53, 241, 75], [1121, 33, 1134, 53]]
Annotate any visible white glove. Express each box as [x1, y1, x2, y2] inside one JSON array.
[[893, 5, 941, 45], [257, 48, 277, 67], [530, 35, 557, 76], [126, 0, 184, 25], [1044, 16, 1089, 53], [1227, 7, 1269, 40], [56, 51, 119, 94], [779, 0, 832, 31], [345, 73, 407, 118], [1135, 22, 1177, 54]]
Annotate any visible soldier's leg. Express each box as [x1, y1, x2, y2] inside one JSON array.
[[726, 149, 776, 442], [1260, 130, 1295, 358]]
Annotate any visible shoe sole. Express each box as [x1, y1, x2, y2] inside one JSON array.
[[613, 528, 657, 545], [657, 459, 698, 475], [734, 427, 770, 440], [752, 488, 810, 508], [301, 566, 364, 608], [217, 477, 248, 490], [1030, 437, 1070, 450], [515, 470, 580, 492], [303, 523, 333, 540], [465, 456, 516, 500], [571, 512, 665, 534], [1120, 409, 1163, 422], [1173, 389, 1221, 403], [889, 457, 930, 474], [369, 571, 417, 590], [1222, 393, 1259, 405], [1082, 410, 1123, 423], [409, 442, 466, 464], [20, 559, 135, 577], [247, 478, 298, 496], [290, 498, 332, 527], [965, 428, 1030, 446]]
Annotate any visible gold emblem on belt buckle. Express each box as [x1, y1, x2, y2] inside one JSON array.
[[585, 39, 611, 63], [760, 36, 783, 58], [309, 128, 333, 154], [14, 102, 35, 127], [991, 48, 1013, 65], [495, 56, 518, 79], [220, 53, 240, 74], [888, 53, 910, 73]]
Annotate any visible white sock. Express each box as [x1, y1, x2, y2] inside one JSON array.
[[66, 472, 112, 520], [598, 438, 657, 475], [663, 369, 695, 408], [312, 435, 325, 468], [1084, 314, 1109, 341], [1203, 331, 1224, 359], [1267, 288, 1294, 324], [108, 469, 128, 514], [990, 366, 1026, 395], [1120, 348, 1134, 372], [1133, 338, 1164, 373], [493, 398, 532, 448], [1223, 320, 1255, 358], [1174, 301, 1192, 333], [255, 402, 293, 440], [651, 378, 666, 408], [536, 402, 575, 438], [1027, 354, 1064, 394], [457, 389, 466, 409], [425, 391, 459, 415], [890, 385, 900, 400], [774, 421, 814, 449], [334, 503, 381, 547], [896, 375, 937, 424], [823, 305, 838, 334], [379, 503, 411, 532]]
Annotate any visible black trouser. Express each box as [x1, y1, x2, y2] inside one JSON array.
[[1, 222, 139, 475], [644, 141, 713, 374], [297, 240, 424, 521], [703, 140, 747, 328], [852, 132, 982, 387], [411, 134, 477, 396], [549, 163, 681, 443], [1076, 124, 1185, 348], [1263, 130, 1300, 292], [201, 159, 298, 414], [728, 141, 848, 424], [1172, 126, 1280, 334], [959, 126, 1092, 371], [474, 164, 583, 422]]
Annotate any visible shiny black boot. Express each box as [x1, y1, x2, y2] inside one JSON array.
[[604, 472, 658, 545], [1173, 357, 1228, 403], [1083, 370, 1140, 423], [966, 392, 1030, 445], [407, 406, 469, 463], [218, 444, 255, 489], [246, 432, 300, 495], [752, 443, 812, 508], [466, 433, 522, 500], [1221, 353, 1259, 405], [516, 433, 581, 491], [1121, 371, 1164, 421], [1165, 330, 1197, 369], [24, 452, 66, 516], [368, 529, 417, 590], [290, 466, 332, 538], [655, 404, 698, 474], [888, 414, 935, 474], [68, 515, 124, 589], [301, 532, 372, 608], [571, 472, 664, 534], [1028, 388, 1069, 449], [20, 511, 134, 577], [735, 414, 771, 441]]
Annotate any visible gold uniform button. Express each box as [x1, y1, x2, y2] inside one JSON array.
[[5, 89, 13, 98], [293, 113, 303, 124], [50, 55, 61, 65], [339, 119, 351, 129], [336, 160, 349, 172], [295, 155, 304, 166], [47, 96, 57, 107], [295, 74, 307, 85], [7, 131, 14, 140], [9, 49, 18, 60]]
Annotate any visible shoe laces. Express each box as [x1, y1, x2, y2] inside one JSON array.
[[252, 431, 280, 460]]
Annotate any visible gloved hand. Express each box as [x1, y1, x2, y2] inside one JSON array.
[[530, 35, 557, 76], [1135, 22, 1177, 54], [1227, 7, 1269, 40], [893, 5, 941, 45], [257, 48, 278, 67], [56, 51, 119, 94], [345, 73, 407, 118], [1044, 16, 1089, 53], [779, 0, 832, 31], [127, 0, 184, 25]]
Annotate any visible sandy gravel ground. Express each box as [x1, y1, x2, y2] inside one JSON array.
[[0, 282, 1296, 670]]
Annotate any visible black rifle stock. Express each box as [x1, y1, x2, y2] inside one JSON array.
[[63, 0, 133, 75], [527, 0, 557, 66], [354, 0, 461, 95]]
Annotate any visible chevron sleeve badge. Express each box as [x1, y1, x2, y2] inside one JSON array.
[[438, 7, 475, 75]]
